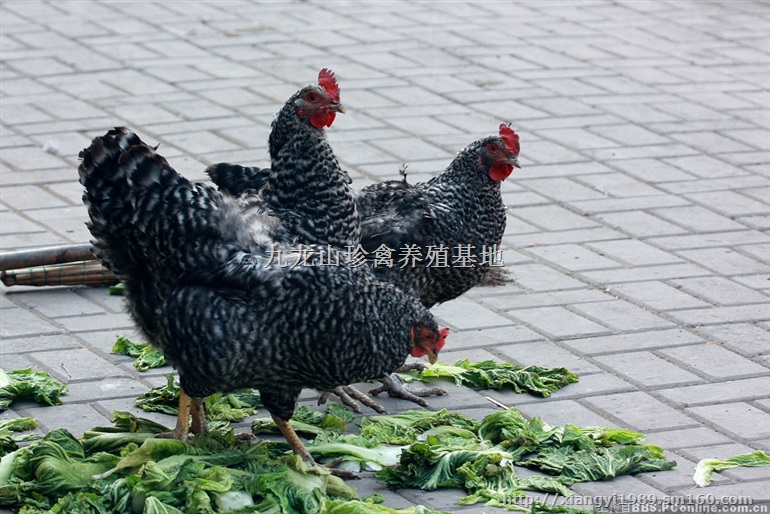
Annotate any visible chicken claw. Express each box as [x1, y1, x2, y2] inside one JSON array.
[[369, 373, 447, 407], [318, 385, 389, 414]]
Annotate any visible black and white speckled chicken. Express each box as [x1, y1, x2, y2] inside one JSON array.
[[356, 124, 520, 308], [78, 127, 446, 466], [206, 68, 357, 249]]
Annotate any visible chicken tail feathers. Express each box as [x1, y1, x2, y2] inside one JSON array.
[[206, 162, 270, 197]]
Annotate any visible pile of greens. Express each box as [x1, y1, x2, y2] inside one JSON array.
[[399, 359, 578, 397], [0, 368, 68, 412], [320, 408, 674, 509], [0, 405, 677, 514]]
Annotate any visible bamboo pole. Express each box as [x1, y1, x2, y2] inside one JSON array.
[[0, 260, 118, 287]]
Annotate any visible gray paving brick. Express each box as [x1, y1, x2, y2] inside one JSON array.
[[571, 299, 676, 332], [663, 154, 747, 179], [570, 194, 691, 215], [506, 306, 612, 340], [658, 344, 769, 381], [687, 402, 770, 440], [653, 205, 748, 233], [585, 391, 698, 431], [509, 226, 625, 248], [501, 262, 588, 291], [479, 289, 612, 310], [431, 297, 514, 330], [678, 248, 770, 276], [587, 239, 685, 267], [610, 281, 710, 311], [10, 288, 106, 318], [593, 211, 687, 238], [656, 377, 770, 408], [693, 323, 770, 358], [516, 177, 608, 202], [667, 304, 770, 326], [497, 341, 599, 374], [687, 190, 769, 218], [576, 172, 664, 198], [562, 329, 703, 356], [594, 351, 705, 389], [525, 243, 622, 271], [647, 426, 733, 450], [515, 399, 621, 429], [650, 230, 770, 251], [670, 276, 770, 306], [0, 307, 59, 337]]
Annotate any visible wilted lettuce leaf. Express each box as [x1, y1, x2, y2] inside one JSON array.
[[693, 450, 770, 487], [359, 409, 477, 445], [108, 282, 125, 296], [0, 368, 68, 411], [110, 335, 167, 372], [401, 359, 578, 397]]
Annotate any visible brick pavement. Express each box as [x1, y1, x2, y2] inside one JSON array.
[[1, 0, 769, 511]]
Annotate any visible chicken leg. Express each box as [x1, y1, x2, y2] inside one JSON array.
[[271, 414, 357, 479], [158, 388, 207, 440]]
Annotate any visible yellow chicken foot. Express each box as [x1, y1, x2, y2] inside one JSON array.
[[369, 373, 447, 407], [158, 387, 193, 439], [318, 385, 389, 414], [271, 414, 358, 479]]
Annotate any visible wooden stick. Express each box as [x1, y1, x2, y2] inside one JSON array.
[[0, 243, 97, 271]]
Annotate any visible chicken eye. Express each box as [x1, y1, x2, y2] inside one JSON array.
[[486, 144, 500, 154], [306, 93, 320, 102]]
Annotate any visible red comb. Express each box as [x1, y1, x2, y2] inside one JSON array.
[[318, 68, 340, 102], [499, 124, 520, 155]]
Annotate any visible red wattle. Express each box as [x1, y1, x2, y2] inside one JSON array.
[[410, 347, 425, 358], [489, 163, 513, 182], [310, 112, 329, 128], [326, 112, 336, 127]]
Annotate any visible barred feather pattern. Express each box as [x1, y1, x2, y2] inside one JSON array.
[[205, 162, 269, 197], [79, 127, 435, 422], [355, 135, 509, 307]]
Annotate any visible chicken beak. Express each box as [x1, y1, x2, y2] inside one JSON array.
[[330, 102, 346, 114], [508, 155, 521, 169], [426, 349, 438, 365]]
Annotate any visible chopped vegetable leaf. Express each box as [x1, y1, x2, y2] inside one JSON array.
[[401, 359, 578, 397], [136, 374, 262, 421], [0, 368, 68, 411], [108, 282, 125, 296], [110, 335, 167, 371], [693, 450, 770, 487]]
